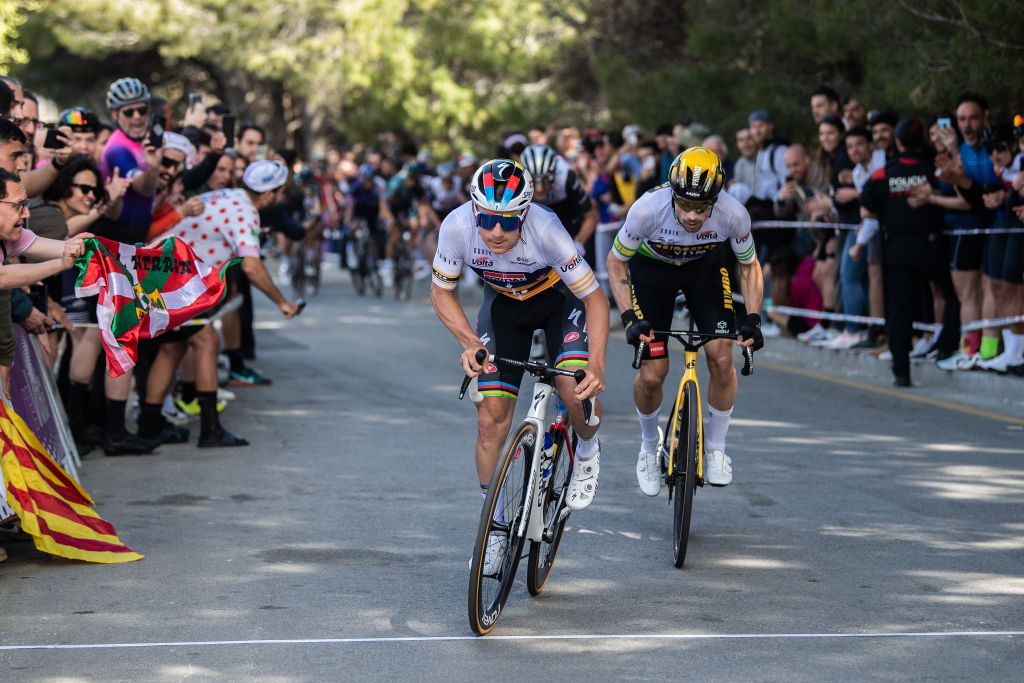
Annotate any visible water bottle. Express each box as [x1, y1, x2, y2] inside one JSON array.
[[540, 432, 555, 483]]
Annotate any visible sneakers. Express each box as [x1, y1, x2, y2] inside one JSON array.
[[797, 323, 828, 343], [217, 387, 237, 402], [760, 321, 782, 338], [229, 367, 272, 386], [819, 329, 865, 350], [976, 351, 1023, 374], [809, 328, 841, 347], [636, 428, 663, 497], [936, 350, 978, 371], [103, 432, 160, 456], [705, 449, 732, 486], [909, 335, 937, 359], [567, 446, 600, 511], [161, 396, 190, 426], [850, 333, 886, 351], [893, 374, 912, 387], [174, 397, 226, 416], [482, 531, 508, 576]]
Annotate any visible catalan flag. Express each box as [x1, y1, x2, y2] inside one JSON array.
[[0, 401, 142, 563], [75, 236, 237, 377]]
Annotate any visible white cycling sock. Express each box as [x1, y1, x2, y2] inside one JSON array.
[[576, 434, 598, 461], [705, 404, 733, 453], [1008, 332, 1024, 363], [638, 407, 661, 453]]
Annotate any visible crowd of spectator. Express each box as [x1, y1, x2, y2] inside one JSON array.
[[1, 70, 1022, 507]]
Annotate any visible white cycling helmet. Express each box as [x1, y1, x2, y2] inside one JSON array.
[[520, 145, 558, 184], [106, 77, 151, 110], [469, 158, 534, 213]]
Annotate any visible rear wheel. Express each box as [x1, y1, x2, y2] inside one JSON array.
[[468, 422, 534, 635], [670, 381, 699, 568], [526, 430, 572, 596]]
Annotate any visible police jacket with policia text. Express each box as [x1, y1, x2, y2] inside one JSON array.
[[859, 151, 943, 240]]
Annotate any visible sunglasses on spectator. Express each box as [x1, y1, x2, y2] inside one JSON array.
[[475, 209, 525, 232], [119, 105, 149, 118], [673, 196, 714, 215], [0, 199, 30, 212], [72, 183, 99, 196], [161, 157, 183, 169]]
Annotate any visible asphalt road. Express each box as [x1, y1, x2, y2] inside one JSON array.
[[1, 268, 1022, 681]]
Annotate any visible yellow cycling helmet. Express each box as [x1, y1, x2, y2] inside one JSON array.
[[668, 146, 725, 203]]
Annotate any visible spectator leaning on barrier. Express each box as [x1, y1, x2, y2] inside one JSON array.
[[148, 160, 300, 448], [838, 126, 874, 346], [860, 117, 961, 387]]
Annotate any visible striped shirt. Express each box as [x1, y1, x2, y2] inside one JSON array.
[[431, 202, 599, 301]]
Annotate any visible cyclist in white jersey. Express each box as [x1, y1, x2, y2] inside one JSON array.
[[606, 146, 764, 493], [431, 159, 609, 522]]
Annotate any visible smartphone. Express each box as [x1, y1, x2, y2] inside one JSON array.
[[222, 114, 236, 149], [188, 92, 203, 108], [149, 115, 166, 149], [255, 143, 268, 160], [43, 127, 64, 149], [937, 118, 952, 129], [29, 284, 47, 314]]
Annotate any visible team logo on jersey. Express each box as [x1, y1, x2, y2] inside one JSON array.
[[716, 320, 728, 332], [483, 271, 527, 282], [472, 257, 494, 267], [564, 331, 580, 343], [696, 230, 717, 241], [560, 255, 583, 272], [515, 256, 535, 265]]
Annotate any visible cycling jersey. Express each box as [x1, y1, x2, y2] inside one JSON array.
[[611, 185, 755, 266], [539, 161, 592, 236], [431, 202, 599, 301]]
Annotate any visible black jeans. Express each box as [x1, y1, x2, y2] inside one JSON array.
[[883, 236, 960, 378]]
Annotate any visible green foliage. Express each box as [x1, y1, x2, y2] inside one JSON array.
[[7, 0, 1024, 153]]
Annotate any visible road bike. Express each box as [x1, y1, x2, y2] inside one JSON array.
[[459, 350, 597, 635], [349, 220, 383, 297], [632, 325, 753, 568], [392, 225, 415, 301]]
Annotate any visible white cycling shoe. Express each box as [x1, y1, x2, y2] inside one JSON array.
[[636, 428, 663, 497], [481, 531, 508, 575], [705, 449, 733, 486], [567, 445, 600, 511]]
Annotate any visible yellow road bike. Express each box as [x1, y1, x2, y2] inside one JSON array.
[[633, 327, 753, 567]]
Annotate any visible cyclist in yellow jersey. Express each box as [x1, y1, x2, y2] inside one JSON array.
[[606, 147, 764, 492]]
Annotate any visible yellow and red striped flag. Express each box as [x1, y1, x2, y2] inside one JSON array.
[[0, 401, 142, 563]]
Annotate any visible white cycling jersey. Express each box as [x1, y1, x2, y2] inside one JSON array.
[[611, 184, 756, 266], [431, 202, 599, 301]]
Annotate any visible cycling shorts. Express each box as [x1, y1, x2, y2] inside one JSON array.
[[475, 284, 589, 399], [629, 252, 737, 361], [983, 231, 1024, 284], [949, 233, 985, 271]]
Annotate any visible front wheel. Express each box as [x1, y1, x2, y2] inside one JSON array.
[[670, 381, 699, 568], [526, 430, 572, 596], [468, 422, 534, 635]]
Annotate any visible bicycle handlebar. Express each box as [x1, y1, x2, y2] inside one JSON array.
[[631, 331, 754, 376], [458, 349, 596, 424]]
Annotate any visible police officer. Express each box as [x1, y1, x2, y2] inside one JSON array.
[[860, 117, 961, 386]]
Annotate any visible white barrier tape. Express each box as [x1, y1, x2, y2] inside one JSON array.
[[732, 293, 1024, 333], [752, 220, 1024, 237]]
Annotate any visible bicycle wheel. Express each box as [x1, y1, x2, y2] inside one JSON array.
[[670, 381, 699, 568], [526, 430, 572, 596], [468, 422, 534, 636]]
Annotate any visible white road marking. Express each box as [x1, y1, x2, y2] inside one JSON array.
[[1, 631, 1021, 652]]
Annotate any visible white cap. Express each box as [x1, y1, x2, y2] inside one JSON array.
[[242, 160, 288, 193], [162, 132, 196, 166]]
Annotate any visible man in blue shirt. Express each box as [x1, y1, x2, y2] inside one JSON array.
[[937, 93, 999, 368]]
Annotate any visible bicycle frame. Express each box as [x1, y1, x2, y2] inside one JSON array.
[[667, 347, 705, 481], [519, 380, 571, 543]]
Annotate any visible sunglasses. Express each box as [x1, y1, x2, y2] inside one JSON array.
[[673, 196, 714, 215], [0, 199, 30, 212], [72, 183, 99, 196], [161, 157, 183, 169], [475, 210, 524, 232], [119, 105, 149, 119]]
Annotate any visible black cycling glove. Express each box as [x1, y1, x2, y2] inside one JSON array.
[[738, 313, 764, 352], [621, 310, 652, 347]]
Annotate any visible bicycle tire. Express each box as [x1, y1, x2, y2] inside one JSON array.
[[468, 422, 534, 635], [526, 429, 572, 596], [671, 381, 699, 568]]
